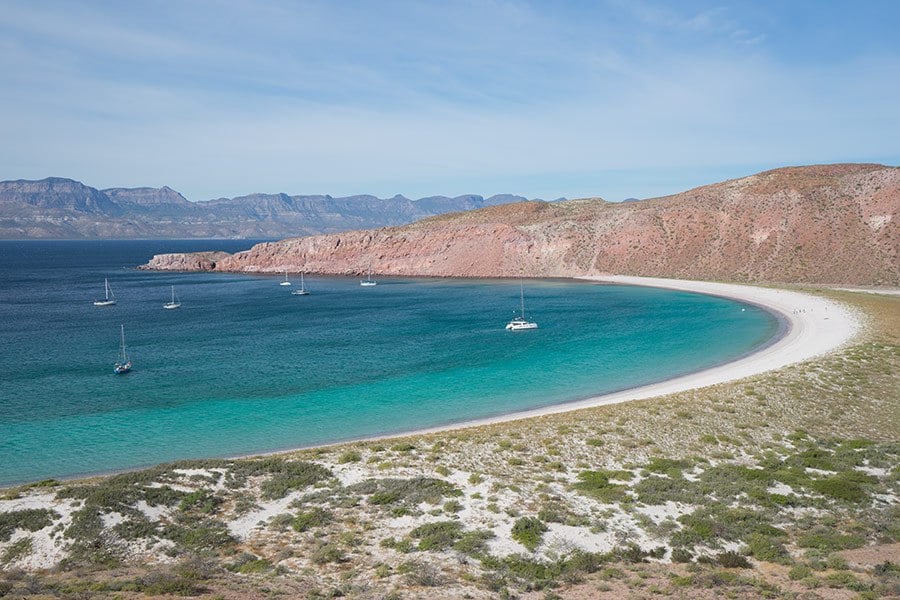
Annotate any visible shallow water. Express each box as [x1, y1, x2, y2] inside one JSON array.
[[0, 240, 779, 485]]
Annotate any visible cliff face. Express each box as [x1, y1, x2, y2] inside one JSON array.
[[143, 164, 900, 285]]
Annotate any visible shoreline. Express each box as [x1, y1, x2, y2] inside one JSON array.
[[244, 275, 862, 456], [2, 276, 863, 488], [290, 275, 862, 448]]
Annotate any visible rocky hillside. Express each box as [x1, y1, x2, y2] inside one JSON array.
[[143, 164, 899, 285], [0, 177, 526, 239]]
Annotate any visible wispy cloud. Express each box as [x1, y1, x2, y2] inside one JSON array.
[[0, 0, 897, 201]]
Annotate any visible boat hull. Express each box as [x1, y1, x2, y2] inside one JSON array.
[[93, 300, 116, 306]]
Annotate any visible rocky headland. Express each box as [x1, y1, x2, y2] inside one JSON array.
[[143, 163, 899, 285]]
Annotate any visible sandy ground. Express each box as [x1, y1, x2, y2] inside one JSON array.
[[351, 275, 862, 441]]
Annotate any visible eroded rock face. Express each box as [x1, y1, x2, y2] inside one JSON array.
[[141, 251, 232, 272], [141, 164, 900, 285]]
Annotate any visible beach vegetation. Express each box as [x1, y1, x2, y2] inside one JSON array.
[[0, 509, 59, 542], [511, 516, 548, 552], [410, 520, 464, 551], [1, 537, 32, 564], [292, 507, 332, 532], [311, 543, 343, 564], [572, 470, 627, 503], [350, 477, 461, 508], [338, 450, 362, 464], [179, 489, 221, 514]]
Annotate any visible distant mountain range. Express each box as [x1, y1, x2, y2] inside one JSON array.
[[144, 163, 899, 286], [0, 177, 528, 239]]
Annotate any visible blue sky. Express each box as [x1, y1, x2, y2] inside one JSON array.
[[1, 1, 898, 201]]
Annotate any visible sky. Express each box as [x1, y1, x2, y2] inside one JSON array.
[[1, 0, 898, 202]]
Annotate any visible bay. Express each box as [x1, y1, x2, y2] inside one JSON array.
[[0, 240, 779, 485]]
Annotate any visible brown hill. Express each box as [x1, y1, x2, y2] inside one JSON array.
[[143, 164, 900, 285]]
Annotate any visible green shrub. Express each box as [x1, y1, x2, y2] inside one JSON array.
[[311, 544, 343, 564], [671, 547, 694, 563], [410, 521, 463, 551], [797, 530, 866, 551], [788, 563, 813, 580], [259, 460, 332, 500], [572, 471, 627, 503], [745, 533, 791, 564], [292, 507, 332, 532], [716, 551, 751, 569], [0, 509, 60, 541], [338, 450, 362, 464], [350, 477, 461, 508], [178, 489, 221, 514], [453, 530, 495, 556], [511, 516, 548, 552]]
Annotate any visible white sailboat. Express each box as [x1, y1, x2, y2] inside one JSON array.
[[280, 271, 292, 286], [114, 324, 132, 374], [506, 281, 538, 331], [291, 272, 310, 295], [360, 264, 377, 286], [163, 285, 181, 309], [93, 278, 117, 306]]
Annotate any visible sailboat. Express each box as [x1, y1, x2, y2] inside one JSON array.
[[163, 285, 181, 309], [93, 278, 117, 306], [280, 271, 292, 286], [114, 324, 132, 374], [506, 281, 538, 331], [360, 264, 377, 286], [291, 272, 310, 295]]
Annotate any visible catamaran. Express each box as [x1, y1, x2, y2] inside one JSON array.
[[291, 272, 310, 295], [163, 285, 181, 309], [360, 264, 377, 286], [506, 281, 538, 331], [280, 271, 292, 286], [114, 324, 132, 374], [93, 278, 117, 306]]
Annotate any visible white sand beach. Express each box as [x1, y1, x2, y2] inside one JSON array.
[[376, 275, 863, 438]]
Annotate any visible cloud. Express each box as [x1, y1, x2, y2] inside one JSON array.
[[0, 0, 897, 201]]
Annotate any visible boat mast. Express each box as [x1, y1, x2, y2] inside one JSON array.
[[520, 281, 526, 319], [119, 324, 127, 363]]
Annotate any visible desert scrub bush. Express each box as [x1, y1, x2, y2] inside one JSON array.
[[643, 457, 693, 477], [511, 516, 548, 552], [391, 442, 416, 452], [178, 489, 221, 514], [311, 543, 343, 564], [1, 537, 32, 564], [162, 516, 235, 552], [350, 477, 461, 507], [292, 507, 332, 532], [443, 499, 462, 514], [380, 536, 413, 553], [410, 520, 463, 551], [468, 473, 484, 485], [0, 509, 59, 541], [434, 465, 450, 476], [398, 560, 443, 586], [716, 551, 751, 569], [745, 533, 791, 564], [632, 473, 695, 504], [671, 547, 694, 563], [337, 450, 361, 464], [809, 472, 875, 502], [788, 563, 813, 580], [572, 471, 627, 503], [453, 529, 495, 556], [796, 528, 866, 551], [257, 460, 332, 500], [673, 506, 783, 547]]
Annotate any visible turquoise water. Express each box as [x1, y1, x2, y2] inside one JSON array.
[[0, 240, 780, 486]]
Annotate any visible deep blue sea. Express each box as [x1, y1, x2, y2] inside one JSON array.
[[0, 240, 779, 486]]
